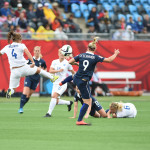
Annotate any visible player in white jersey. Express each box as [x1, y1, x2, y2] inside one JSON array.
[[44, 48, 75, 117], [107, 102, 137, 118], [0, 31, 58, 98]]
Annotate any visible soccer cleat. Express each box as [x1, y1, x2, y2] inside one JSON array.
[[6, 89, 11, 99], [18, 108, 23, 114], [44, 113, 51, 117], [76, 121, 91, 126], [50, 75, 59, 83], [67, 101, 73, 111]]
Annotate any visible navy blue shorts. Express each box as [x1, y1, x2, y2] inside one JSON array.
[[24, 77, 39, 90], [90, 98, 103, 116], [73, 76, 91, 99]]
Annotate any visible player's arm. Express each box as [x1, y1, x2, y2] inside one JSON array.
[[103, 49, 120, 63], [84, 98, 92, 119], [49, 67, 64, 73], [24, 49, 35, 67], [70, 69, 76, 75], [70, 101, 78, 118], [112, 113, 117, 118], [107, 110, 112, 118]]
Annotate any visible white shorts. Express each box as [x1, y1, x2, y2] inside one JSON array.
[[52, 83, 67, 97], [9, 64, 37, 89]]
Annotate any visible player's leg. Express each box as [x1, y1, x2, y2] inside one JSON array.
[[97, 109, 107, 117], [93, 111, 101, 118]]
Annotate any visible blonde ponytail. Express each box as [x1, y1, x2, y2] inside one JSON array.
[[88, 37, 99, 51], [110, 102, 123, 112]]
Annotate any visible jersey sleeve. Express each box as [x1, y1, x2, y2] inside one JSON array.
[[96, 55, 105, 63], [74, 55, 79, 62], [41, 60, 47, 69], [50, 60, 55, 68], [0, 46, 7, 55], [21, 44, 28, 51]]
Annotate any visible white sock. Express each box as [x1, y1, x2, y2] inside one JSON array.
[[10, 88, 14, 95], [47, 98, 57, 115], [39, 69, 53, 80], [58, 99, 70, 105]]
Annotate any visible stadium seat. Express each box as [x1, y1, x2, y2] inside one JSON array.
[[137, 5, 146, 14], [121, 5, 130, 14], [103, 4, 113, 12], [113, 5, 121, 14], [143, 4, 150, 15], [116, 0, 125, 8], [148, 0, 150, 5], [97, 4, 104, 12], [109, 12, 114, 18], [133, 14, 143, 21], [48, 3, 53, 9], [126, 14, 133, 21], [128, 5, 138, 15], [132, 0, 141, 7], [118, 14, 126, 21], [140, 0, 148, 5], [108, 0, 117, 6], [71, 3, 81, 18], [110, 14, 118, 24], [88, 3, 97, 11], [80, 4, 89, 19]]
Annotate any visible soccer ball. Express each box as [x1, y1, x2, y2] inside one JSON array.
[[61, 45, 72, 56]]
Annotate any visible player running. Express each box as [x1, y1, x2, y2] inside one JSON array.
[[0, 31, 58, 98], [44, 48, 75, 117], [70, 86, 107, 119], [107, 102, 137, 118], [69, 37, 120, 125], [18, 46, 47, 113]]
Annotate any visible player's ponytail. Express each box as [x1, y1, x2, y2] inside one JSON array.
[[7, 30, 22, 44], [88, 37, 99, 51], [110, 102, 123, 112]]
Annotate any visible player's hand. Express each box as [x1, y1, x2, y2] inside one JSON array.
[[69, 116, 76, 119], [59, 68, 64, 72], [84, 115, 89, 119], [30, 63, 35, 68], [114, 49, 120, 55]]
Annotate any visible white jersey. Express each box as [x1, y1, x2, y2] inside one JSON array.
[[0, 42, 28, 69], [116, 103, 137, 118], [51, 59, 73, 84]]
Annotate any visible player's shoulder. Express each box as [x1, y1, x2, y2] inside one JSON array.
[[52, 59, 59, 63], [40, 58, 46, 63]]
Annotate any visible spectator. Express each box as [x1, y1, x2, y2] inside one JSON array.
[[52, 18, 61, 31], [90, 68, 112, 96], [43, 2, 56, 23], [122, 25, 134, 41], [15, 3, 26, 18], [63, 24, 70, 33], [17, 12, 27, 30], [52, 2, 60, 17], [87, 25, 97, 39], [26, 4, 37, 29], [126, 16, 138, 33], [66, 14, 81, 33], [88, 7, 100, 32], [55, 26, 68, 40], [0, 2, 12, 17], [15, 25, 22, 33], [136, 17, 144, 33], [1, 22, 9, 32], [115, 17, 126, 30], [24, 25, 35, 39], [143, 14, 150, 33], [142, 27, 147, 34], [6, 15, 16, 27], [0, 15, 7, 27], [9, 25, 15, 31]]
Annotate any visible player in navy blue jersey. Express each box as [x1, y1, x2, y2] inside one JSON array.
[[69, 37, 120, 125], [70, 87, 107, 119], [18, 46, 47, 113]]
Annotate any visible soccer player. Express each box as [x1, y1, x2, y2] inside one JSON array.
[[70, 86, 107, 119], [69, 37, 120, 125], [0, 31, 58, 98], [44, 48, 75, 117], [18, 46, 47, 113], [107, 102, 137, 118]]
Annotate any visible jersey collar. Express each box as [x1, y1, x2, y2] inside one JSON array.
[[86, 51, 94, 55], [33, 56, 40, 61]]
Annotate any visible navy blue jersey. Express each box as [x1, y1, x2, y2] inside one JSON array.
[[74, 52, 104, 81], [27, 57, 47, 82]]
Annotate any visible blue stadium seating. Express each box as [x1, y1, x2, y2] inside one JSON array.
[[143, 4, 150, 15], [80, 3, 89, 19], [103, 4, 113, 12], [140, 0, 148, 5], [132, 0, 141, 7], [88, 3, 97, 11], [71, 3, 81, 18], [126, 14, 133, 21], [148, 0, 150, 5], [128, 5, 138, 15], [108, 0, 117, 6], [133, 14, 143, 21], [118, 14, 126, 21], [116, 0, 125, 8]]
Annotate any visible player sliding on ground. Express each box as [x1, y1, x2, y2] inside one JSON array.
[[44, 47, 75, 117], [0, 31, 58, 98], [18, 46, 47, 113], [106, 102, 137, 118], [68, 37, 120, 125]]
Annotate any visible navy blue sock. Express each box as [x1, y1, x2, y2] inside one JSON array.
[[62, 75, 73, 85], [105, 109, 109, 113], [24, 97, 30, 105], [78, 103, 89, 121], [20, 94, 27, 108]]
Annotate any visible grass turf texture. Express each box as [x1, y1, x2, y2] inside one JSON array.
[[0, 96, 150, 150]]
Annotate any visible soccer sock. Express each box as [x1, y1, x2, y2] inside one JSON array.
[[78, 103, 89, 121], [58, 99, 70, 105], [47, 98, 57, 115], [39, 69, 53, 80], [61, 75, 73, 85], [24, 97, 30, 105], [20, 94, 27, 108], [10, 88, 14, 95]]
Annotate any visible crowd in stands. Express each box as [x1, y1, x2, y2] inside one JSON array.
[[1, 0, 150, 40]]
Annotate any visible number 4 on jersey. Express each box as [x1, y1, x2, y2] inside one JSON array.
[[12, 49, 17, 59]]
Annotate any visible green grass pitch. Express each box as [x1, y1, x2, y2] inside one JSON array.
[[0, 96, 150, 150]]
